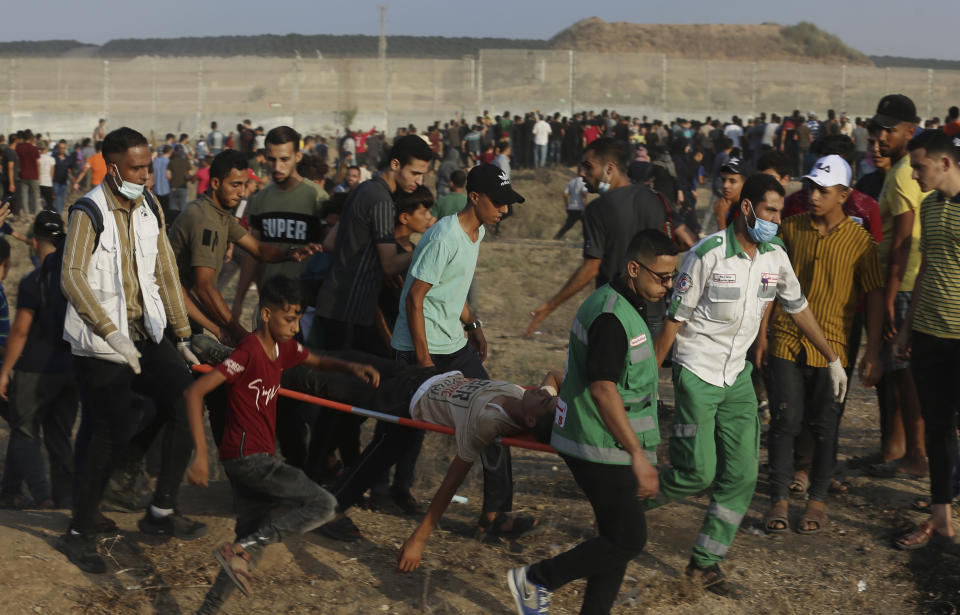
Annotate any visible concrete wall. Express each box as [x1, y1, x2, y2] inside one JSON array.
[[3, 51, 959, 140]]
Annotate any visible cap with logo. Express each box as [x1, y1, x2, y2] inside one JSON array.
[[719, 156, 745, 176], [466, 163, 525, 205], [869, 94, 919, 129], [803, 154, 852, 188], [33, 210, 66, 239]]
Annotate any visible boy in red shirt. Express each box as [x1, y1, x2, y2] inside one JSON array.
[[184, 275, 379, 612]]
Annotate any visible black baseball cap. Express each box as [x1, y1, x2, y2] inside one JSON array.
[[869, 94, 919, 129], [466, 164, 525, 205], [33, 210, 65, 239], [720, 156, 745, 176]]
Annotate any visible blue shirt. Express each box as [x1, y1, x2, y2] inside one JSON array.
[[153, 157, 170, 195]]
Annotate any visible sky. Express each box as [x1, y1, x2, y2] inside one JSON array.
[[9, 0, 955, 59]]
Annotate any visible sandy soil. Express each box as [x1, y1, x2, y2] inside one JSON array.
[[0, 168, 956, 614]]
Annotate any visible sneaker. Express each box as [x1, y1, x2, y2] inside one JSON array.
[[93, 512, 119, 534], [507, 566, 551, 614], [391, 487, 421, 516], [56, 531, 107, 574], [316, 516, 363, 542], [138, 510, 208, 540], [191, 335, 234, 365]]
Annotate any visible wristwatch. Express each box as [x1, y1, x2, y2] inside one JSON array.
[[463, 320, 483, 332]]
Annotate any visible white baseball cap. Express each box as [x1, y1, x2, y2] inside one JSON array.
[[803, 154, 851, 188]]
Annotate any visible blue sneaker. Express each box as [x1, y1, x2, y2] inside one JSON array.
[[507, 566, 551, 614]]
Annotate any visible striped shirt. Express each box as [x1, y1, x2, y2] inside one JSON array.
[[913, 192, 960, 339], [770, 214, 883, 368], [61, 188, 191, 341]]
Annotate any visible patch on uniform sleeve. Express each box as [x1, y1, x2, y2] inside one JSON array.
[[676, 272, 692, 293], [630, 333, 648, 347]]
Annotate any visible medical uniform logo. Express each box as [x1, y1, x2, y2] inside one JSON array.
[[630, 334, 648, 347], [713, 273, 736, 283], [761, 272, 779, 290], [677, 272, 692, 294], [555, 398, 568, 428]]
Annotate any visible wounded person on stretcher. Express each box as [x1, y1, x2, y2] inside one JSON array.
[[191, 335, 560, 571]]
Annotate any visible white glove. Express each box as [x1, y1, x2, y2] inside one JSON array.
[[828, 358, 848, 403], [177, 341, 200, 366], [105, 331, 142, 375]]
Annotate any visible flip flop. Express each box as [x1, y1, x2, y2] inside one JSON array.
[[869, 460, 928, 479], [789, 471, 809, 497], [478, 514, 541, 541], [796, 506, 829, 535], [762, 502, 790, 534], [213, 542, 253, 597]]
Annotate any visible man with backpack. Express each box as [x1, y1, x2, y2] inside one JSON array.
[[55, 127, 205, 574]]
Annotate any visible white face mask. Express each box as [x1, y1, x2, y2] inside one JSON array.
[[111, 164, 144, 200], [597, 168, 611, 193]]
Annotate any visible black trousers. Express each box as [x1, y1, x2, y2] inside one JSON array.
[[71, 338, 193, 533], [765, 355, 841, 502], [527, 455, 647, 615], [911, 332, 960, 504], [554, 210, 583, 240]]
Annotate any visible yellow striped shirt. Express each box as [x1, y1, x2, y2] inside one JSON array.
[[770, 214, 883, 367], [913, 192, 960, 339], [61, 188, 191, 342]]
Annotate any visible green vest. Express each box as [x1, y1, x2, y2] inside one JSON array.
[[551, 284, 660, 465]]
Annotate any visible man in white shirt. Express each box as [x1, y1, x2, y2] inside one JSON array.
[[651, 173, 846, 599], [38, 143, 55, 211], [724, 117, 744, 150], [532, 115, 552, 168]]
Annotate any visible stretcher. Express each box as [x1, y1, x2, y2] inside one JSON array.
[[191, 364, 557, 454]]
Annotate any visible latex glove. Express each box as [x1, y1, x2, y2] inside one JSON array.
[[177, 340, 200, 366], [105, 331, 142, 374], [828, 358, 847, 403]]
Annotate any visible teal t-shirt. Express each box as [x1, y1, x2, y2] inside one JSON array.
[[391, 214, 483, 355], [432, 192, 468, 219]]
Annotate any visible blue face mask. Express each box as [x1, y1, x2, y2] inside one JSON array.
[[746, 202, 778, 244]]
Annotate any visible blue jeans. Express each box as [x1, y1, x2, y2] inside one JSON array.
[[534, 144, 548, 168], [169, 187, 188, 213], [548, 140, 561, 164], [53, 182, 68, 214]]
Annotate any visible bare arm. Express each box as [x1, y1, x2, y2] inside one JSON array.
[[378, 242, 413, 277], [673, 224, 696, 251], [883, 210, 914, 337], [301, 351, 380, 387], [184, 369, 228, 487], [654, 318, 683, 367], [525, 257, 601, 337], [192, 267, 245, 343], [397, 456, 473, 572], [235, 232, 320, 264], [231, 231, 263, 321], [860, 288, 884, 387], [405, 278, 434, 367]]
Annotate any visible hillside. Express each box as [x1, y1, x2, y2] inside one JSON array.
[[549, 19, 872, 65]]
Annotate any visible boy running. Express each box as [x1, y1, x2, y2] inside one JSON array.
[[184, 276, 379, 613]]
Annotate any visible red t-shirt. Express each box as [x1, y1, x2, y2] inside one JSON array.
[[195, 167, 210, 195], [215, 335, 309, 460], [782, 187, 883, 243], [16, 142, 39, 180], [583, 125, 600, 145]]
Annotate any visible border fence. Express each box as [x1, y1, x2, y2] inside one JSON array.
[[3, 50, 959, 139]]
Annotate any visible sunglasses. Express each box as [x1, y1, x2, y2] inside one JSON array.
[[636, 261, 677, 286]]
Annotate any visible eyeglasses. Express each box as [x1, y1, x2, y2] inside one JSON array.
[[636, 261, 677, 286]]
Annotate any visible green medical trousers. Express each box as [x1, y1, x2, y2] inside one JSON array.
[[647, 364, 760, 567]]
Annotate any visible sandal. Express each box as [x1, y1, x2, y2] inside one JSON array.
[[796, 505, 829, 535], [828, 478, 850, 494], [762, 501, 790, 534], [213, 542, 254, 597], [788, 471, 809, 497], [869, 460, 928, 479], [911, 496, 960, 515], [685, 561, 745, 600], [895, 521, 958, 551], [316, 516, 363, 542], [477, 514, 541, 541]]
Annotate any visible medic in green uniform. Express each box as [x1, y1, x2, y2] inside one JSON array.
[[652, 174, 847, 599], [508, 230, 679, 615]]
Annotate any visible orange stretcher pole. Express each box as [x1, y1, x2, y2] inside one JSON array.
[[191, 364, 557, 454]]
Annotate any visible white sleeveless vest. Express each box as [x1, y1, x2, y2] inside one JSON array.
[[63, 184, 168, 362]]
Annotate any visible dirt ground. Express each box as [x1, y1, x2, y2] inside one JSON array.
[[0, 167, 957, 614]]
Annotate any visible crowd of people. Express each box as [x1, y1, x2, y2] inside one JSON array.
[[0, 91, 957, 615]]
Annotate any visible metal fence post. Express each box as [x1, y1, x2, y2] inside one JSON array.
[[927, 68, 934, 120], [841, 64, 847, 112], [102, 60, 110, 120], [661, 54, 668, 113], [751, 62, 758, 117], [196, 61, 205, 135], [477, 51, 484, 109], [569, 50, 575, 117]]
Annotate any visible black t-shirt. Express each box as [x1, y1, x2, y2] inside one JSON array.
[[854, 170, 885, 201], [586, 279, 646, 383], [583, 183, 680, 329], [53, 154, 76, 184], [0, 146, 17, 187], [15, 254, 72, 373], [377, 241, 412, 332]]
